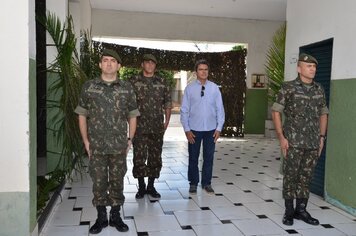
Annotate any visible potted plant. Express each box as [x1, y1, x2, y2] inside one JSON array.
[[37, 12, 89, 218]]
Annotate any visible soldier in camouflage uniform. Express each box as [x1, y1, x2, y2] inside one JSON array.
[[75, 49, 140, 234], [272, 53, 328, 226], [129, 54, 172, 199]]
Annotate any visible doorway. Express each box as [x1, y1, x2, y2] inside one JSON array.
[[300, 38, 333, 197]]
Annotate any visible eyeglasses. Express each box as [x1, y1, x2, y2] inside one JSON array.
[[201, 85, 205, 97]]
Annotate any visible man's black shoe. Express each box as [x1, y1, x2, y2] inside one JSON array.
[[282, 213, 294, 226], [89, 206, 108, 234], [135, 188, 146, 199], [109, 215, 129, 232], [136, 177, 146, 199], [294, 198, 319, 225], [110, 206, 129, 232], [89, 219, 108, 234], [282, 199, 294, 226], [146, 187, 161, 198], [294, 210, 319, 225]]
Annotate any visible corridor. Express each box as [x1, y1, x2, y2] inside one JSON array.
[[40, 119, 356, 236]]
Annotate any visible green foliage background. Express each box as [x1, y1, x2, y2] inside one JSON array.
[[120, 67, 176, 88]]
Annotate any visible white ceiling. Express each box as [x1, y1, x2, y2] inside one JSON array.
[[90, 0, 287, 21]]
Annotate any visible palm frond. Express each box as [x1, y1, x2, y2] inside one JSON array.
[[265, 23, 286, 103], [39, 12, 89, 177]]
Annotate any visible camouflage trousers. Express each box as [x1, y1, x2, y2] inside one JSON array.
[[283, 147, 319, 199], [132, 133, 164, 178], [89, 152, 127, 207]]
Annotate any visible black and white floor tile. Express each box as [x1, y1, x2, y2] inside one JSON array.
[[40, 125, 356, 236]]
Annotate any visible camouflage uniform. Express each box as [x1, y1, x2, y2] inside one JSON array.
[[75, 78, 140, 206], [129, 74, 172, 178], [272, 76, 329, 199]]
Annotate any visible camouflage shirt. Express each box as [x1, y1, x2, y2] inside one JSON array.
[[129, 74, 172, 134], [272, 76, 329, 149], [75, 77, 140, 154]]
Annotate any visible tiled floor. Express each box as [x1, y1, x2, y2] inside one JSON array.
[[40, 119, 356, 236]]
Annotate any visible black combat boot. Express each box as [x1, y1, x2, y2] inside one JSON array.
[[294, 198, 319, 225], [147, 177, 161, 198], [282, 199, 294, 225], [109, 205, 129, 232], [135, 177, 146, 199], [89, 206, 108, 234]]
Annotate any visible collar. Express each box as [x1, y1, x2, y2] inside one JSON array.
[[138, 73, 158, 80], [94, 77, 122, 85], [195, 79, 209, 86], [295, 76, 319, 88]]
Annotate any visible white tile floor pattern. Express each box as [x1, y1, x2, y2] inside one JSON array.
[[40, 126, 356, 236]]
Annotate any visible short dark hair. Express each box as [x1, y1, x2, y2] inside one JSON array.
[[194, 59, 209, 72]]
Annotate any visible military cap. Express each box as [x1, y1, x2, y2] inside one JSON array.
[[298, 53, 318, 65], [102, 49, 122, 64], [142, 54, 157, 64]]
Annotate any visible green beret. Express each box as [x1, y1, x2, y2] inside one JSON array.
[[102, 49, 122, 64], [298, 53, 318, 65], [142, 54, 157, 64]]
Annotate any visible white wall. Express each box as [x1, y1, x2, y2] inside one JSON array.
[[0, 1, 30, 192], [69, 0, 92, 54], [47, 0, 67, 22], [80, 0, 92, 31], [29, 0, 36, 60], [69, 1, 81, 55], [285, 0, 356, 81], [91, 9, 284, 88], [47, 0, 68, 65]]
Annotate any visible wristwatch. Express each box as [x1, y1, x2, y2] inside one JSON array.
[[320, 135, 326, 140]]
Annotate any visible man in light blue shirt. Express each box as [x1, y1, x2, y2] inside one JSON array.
[[180, 59, 225, 194]]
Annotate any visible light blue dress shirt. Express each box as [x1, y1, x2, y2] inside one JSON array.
[[180, 80, 225, 132]]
